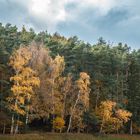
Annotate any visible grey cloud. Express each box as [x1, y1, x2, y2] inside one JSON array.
[[0, 0, 34, 29], [0, 0, 139, 49]]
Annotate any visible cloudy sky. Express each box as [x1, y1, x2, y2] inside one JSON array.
[[0, 0, 139, 49]]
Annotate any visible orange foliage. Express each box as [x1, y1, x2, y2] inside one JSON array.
[[53, 117, 65, 131], [96, 100, 132, 133]]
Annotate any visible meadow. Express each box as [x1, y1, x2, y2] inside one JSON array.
[[0, 134, 140, 140]]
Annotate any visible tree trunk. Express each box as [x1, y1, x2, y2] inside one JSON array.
[[67, 92, 80, 133], [3, 123, 5, 134], [121, 75, 124, 103], [77, 127, 80, 133], [25, 111, 29, 132], [14, 123, 19, 134], [51, 79, 55, 132], [67, 113, 72, 133], [25, 98, 30, 132], [130, 120, 133, 135], [10, 114, 14, 134], [15, 115, 19, 134], [62, 92, 67, 119], [0, 72, 3, 112], [77, 121, 81, 134], [100, 117, 104, 134], [100, 123, 103, 134], [116, 72, 119, 103], [95, 86, 99, 111]]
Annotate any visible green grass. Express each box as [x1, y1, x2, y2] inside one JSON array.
[[0, 133, 140, 140]]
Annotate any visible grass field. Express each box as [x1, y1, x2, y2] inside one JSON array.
[[0, 134, 140, 140]]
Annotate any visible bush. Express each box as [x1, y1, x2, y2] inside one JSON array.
[[53, 117, 65, 132]]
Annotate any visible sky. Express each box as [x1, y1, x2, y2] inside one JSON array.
[[0, 0, 140, 49]]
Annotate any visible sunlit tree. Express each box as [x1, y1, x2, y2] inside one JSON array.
[[96, 100, 132, 133], [9, 47, 40, 134]]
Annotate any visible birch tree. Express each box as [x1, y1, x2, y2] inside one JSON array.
[[9, 47, 40, 134], [96, 100, 132, 134], [67, 72, 90, 132]]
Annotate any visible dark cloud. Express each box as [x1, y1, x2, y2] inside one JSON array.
[[0, 0, 139, 49], [58, 5, 140, 49], [96, 9, 130, 28]]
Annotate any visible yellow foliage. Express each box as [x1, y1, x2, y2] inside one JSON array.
[[11, 85, 33, 95], [10, 76, 22, 82], [9, 47, 31, 71], [17, 120, 24, 126], [9, 47, 40, 116], [96, 100, 132, 133], [53, 117, 65, 131], [96, 100, 116, 122], [132, 123, 140, 133], [18, 97, 25, 105], [77, 72, 90, 110], [116, 109, 132, 123], [9, 104, 25, 116], [51, 55, 65, 78]]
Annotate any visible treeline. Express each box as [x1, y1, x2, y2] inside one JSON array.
[[0, 23, 140, 134]]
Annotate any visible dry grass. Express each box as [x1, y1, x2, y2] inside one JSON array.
[[0, 133, 140, 140]]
